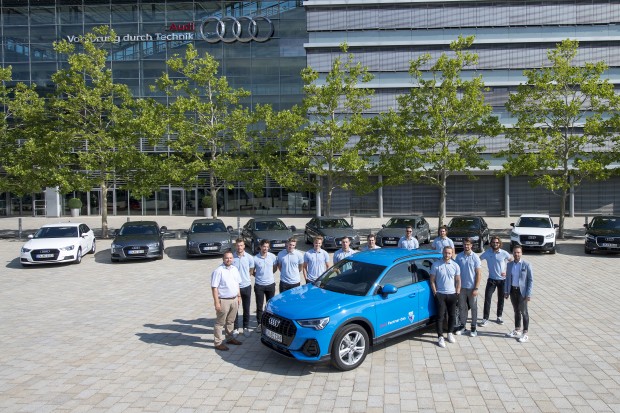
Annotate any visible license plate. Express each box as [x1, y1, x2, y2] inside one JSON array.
[[36, 253, 54, 258], [127, 249, 145, 255], [264, 328, 282, 343], [385, 240, 397, 245], [453, 241, 463, 246], [272, 243, 285, 248], [525, 241, 538, 245], [202, 246, 218, 251], [601, 243, 617, 247]]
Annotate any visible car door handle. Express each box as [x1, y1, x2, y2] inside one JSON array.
[[408, 293, 416, 298]]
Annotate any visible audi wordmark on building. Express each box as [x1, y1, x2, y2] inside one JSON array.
[[65, 16, 274, 44]]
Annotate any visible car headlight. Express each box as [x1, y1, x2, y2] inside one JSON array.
[[470, 236, 480, 241], [111, 243, 121, 249], [148, 242, 160, 248], [297, 317, 330, 330], [510, 231, 518, 238], [586, 234, 595, 241], [545, 233, 555, 239], [187, 241, 199, 248], [21, 247, 31, 253], [59, 245, 75, 251]]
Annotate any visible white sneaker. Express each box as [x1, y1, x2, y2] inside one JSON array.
[[232, 329, 239, 338], [447, 333, 456, 343], [469, 330, 477, 337], [506, 329, 522, 338], [518, 334, 529, 343], [255, 324, 262, 333], [243, 328, 251, 337], [437, 336, 446, 348], [496, 317, 504, 325], [455, 329, 464, 336], [479, 319, 488, 327]]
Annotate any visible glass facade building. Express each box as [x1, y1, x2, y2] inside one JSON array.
[[1, 0, 619, 217]]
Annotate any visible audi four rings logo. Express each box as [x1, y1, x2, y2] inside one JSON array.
[[268, 317, 280, 328], [199, 16, 274, 43]]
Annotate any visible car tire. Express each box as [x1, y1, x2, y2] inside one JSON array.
[[331, 324, 369, 371], [305, 232, 312, 244], [90, 239, 96, 254], [585, 246, 592, 255], [75, 248, 82, 264], [156, 249, 164, 260], [111, 258, 119, 263], [549, 246, 556, 255], [425, 232, 430, 244], [475, 240, 484, 253]]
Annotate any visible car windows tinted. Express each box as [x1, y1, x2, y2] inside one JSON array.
[[385, 218, 416, 228], [517, 217, 552, 228], [449, 218, 478, 229], [120, 225, 158, 236], [317, 260, 386, 296], [591, 217, 620, 230], [320, 219, 351, 229], [191, 222, 226, 233], [380, 262, 415, 288]]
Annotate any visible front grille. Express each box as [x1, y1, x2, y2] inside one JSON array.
[[519, 235, 543, 244], [31, 249, 60, 261], [381, 237, 399, 245], [270, 240, 287, 250], [123, 245, 148, 257], [596, 236, 620, 246], [261, 312, 297, 346], [199, 242, 222, 252]]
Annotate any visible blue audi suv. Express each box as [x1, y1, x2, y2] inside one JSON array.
[[260, 248, 441, 370]]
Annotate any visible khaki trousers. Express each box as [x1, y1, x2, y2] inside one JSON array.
[[214, 298, 239, 346]]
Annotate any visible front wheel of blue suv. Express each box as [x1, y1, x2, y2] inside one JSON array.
[[331, 324, 370, 371]]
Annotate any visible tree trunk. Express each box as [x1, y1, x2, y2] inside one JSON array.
[[559, 188, 567, 239], [325, 175, 332, 217], [101, 181, 109, 239], [210, 172, 218, 219], [438, 172, 447, 228]]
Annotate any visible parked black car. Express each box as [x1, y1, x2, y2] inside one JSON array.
[[446, 216, 490, 253], [242, 217, 296, 254], [584, 215, 620, 254], [304, 217, 361, 250], [185, 219, 234, 258], [110, 221, 167, 262], [375, 216, 430, 247]]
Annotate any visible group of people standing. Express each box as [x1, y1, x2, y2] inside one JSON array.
[[210, 224, 534, 352], [428, 226, 534, 348], [210, 235, 358, 351]]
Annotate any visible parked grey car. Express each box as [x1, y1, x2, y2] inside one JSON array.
[[185, 219, 234, 258], [242, 217, 296, 254], [376, 216, 430, 247], [304, 217, 361, 250], [110, 221, 167, 262], [446, 216, 490, 253]]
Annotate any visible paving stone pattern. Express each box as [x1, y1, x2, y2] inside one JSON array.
[[0, 216, 619, 412]]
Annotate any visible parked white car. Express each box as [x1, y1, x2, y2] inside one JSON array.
[[510, 214, 558, 254], [20, 223, 96, 266]]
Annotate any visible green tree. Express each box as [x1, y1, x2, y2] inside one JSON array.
[[154, 44, 260, 218], [370, 36, 501, 226], [51, 26, 164, 237], [503, 39, 620, 238], [261, 43, 374, 216]]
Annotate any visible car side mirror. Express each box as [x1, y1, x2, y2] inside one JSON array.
[[183, 230, 188, 235], [554, 224, 559, 229], [227, 225, 234, 233], [381, 284, 398, 297], [510, 223, 515, 227], [381, 224, 386, 228], [113, 229, 119, 236], [27, 234, 34, 239], [289, 225, 297, 232], [160, 226, 168, 233]]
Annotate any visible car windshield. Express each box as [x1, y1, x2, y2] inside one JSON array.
[[318, 219, 351, 229], [315, 260, 386, 296], [34, 226, 78, 238], [119, 225, 158, 236], [191, 222, 227, 233], [449, 218, 479, 229], [516, 217, 552, 228], [590, 217, 620, 230], [254, 220, 287, 231], [384, 218, 417, 228]]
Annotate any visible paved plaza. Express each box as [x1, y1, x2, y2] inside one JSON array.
[[0, 215, 619, 412]]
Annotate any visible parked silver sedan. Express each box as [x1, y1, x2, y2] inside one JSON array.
[[185, 219, 234, 258], [304, 217, 360, 250]]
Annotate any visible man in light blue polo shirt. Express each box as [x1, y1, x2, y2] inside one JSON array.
[[253, 240, 277, 333], [333, 237, 357, 264], [277, 237, 304, 293], [454, 237, 482, 337], [432, 225, 455, 252], [430, 246, 461, 348], [303, 236, 331, 283], [233, 238, 254, 337], [361, 233, 381, 251], [479, 236, 511, 327], [398, 225, 419, 249]]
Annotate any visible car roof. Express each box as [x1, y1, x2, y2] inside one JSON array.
[[348, 248, 442, 266], [121, 221, 160, 226], [519, 214, 551, 218], [450, 215, 482, 219], [387, 215, 424, 220], [252, 217, 284, 222], [40, 222, 82, 228], [191, 218, 224, 224], [315, 216, 349, 220]]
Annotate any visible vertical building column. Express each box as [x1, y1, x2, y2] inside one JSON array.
[[316, 176, 321, 217], [569, 175, 575, 217], [378, 175, 383, 218], [504, 174, 510, 218]]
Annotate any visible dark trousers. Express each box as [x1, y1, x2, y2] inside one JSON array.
[[254, 283, 276, 325], [458, 288, 478, 331], [509, 287, 529, 331], [483, 278, 505, 320], [279, 281, 300, 293], [233, 285, 252, 330], [436, 293, 458, 337]]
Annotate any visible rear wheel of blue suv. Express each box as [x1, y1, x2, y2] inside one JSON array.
[[260, 248, 442, 371]]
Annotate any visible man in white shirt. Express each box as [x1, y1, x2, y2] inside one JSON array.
[[361, 233, 381, 251], [432, 225, 455, 252], [211, 251, 242, 351], [333, 237, 357, 264], [277, 237, 304, 293], [398, 225, 419, 249]]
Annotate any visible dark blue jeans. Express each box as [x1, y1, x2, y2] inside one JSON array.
[[254, 283, 275, 325], [279, 281, 300, 293], [483, 278, 505, 320], [233, 285, 252, 330]]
